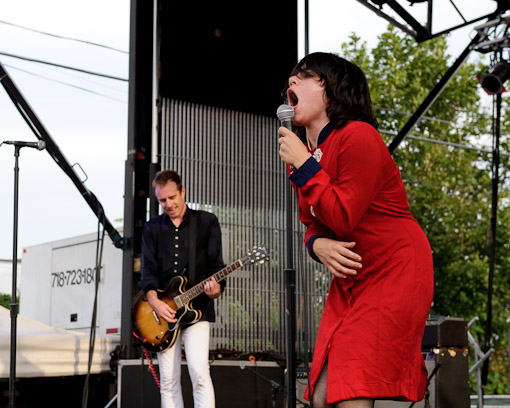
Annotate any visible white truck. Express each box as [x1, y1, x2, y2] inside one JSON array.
[[20, 231, 123, 337]]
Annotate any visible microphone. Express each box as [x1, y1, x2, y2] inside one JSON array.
[[3, 140, 46, 150], [276, 104, 294, 130]]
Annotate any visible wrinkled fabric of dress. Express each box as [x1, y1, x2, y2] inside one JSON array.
[[290, 121, 434, 403]]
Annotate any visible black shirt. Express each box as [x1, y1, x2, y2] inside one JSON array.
[[138, 207, 226, 322]]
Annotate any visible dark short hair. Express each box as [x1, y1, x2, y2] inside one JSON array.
[[284, 52, 378, 130], [152, 170, 183, 191]]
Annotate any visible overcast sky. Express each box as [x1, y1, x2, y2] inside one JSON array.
[[0, 0, 497, 267], [0, 0, 129, 262]]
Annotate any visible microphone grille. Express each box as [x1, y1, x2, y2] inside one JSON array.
[[37, 140, 46, 150], [276, 104, 294, 121]]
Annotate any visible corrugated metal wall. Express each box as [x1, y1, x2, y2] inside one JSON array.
[[160, 99, 331, 358]]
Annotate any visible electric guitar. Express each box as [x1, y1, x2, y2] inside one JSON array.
[[132, 245, 268, 352]]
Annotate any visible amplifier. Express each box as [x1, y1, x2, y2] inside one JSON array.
[[422, 315, 468, 349]]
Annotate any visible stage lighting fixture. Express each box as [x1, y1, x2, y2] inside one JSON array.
[[479, 61, 510, 94]]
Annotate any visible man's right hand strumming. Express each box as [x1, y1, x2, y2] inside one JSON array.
[[147, 290, 178, 323]]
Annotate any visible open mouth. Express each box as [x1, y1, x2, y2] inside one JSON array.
[[287, 89, 298, 107]]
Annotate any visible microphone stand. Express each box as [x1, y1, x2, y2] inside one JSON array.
[[285, 162, 297, 408], [277, 104, 297, 408], [8, 145, 22, 408]]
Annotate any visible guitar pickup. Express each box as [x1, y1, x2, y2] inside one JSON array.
[[152, 310, 161, 325], [174, 297, 183, 309]]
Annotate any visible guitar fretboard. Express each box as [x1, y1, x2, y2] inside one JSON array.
[[178, 259, 243, 305]]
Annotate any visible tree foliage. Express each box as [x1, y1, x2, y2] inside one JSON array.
[[340, 26, 510, 394], [0, 294, 11, 309]]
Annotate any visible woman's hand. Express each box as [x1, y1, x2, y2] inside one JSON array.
[[278, 127, 311, 169], [313, 238, 362, 279], [147, 290, 178, 323], [204, 277, 222, 299]]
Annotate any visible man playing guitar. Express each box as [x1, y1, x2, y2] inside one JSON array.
[[138, 169, 225, 408]]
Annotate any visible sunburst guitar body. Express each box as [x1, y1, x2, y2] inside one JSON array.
[[132, 245, 268, 352]]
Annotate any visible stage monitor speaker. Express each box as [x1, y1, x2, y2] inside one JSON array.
[[422, 315, 468, 349], [158, 0, 298, 117], [375, 348, 470, 408], [118, 359, 285, 407]]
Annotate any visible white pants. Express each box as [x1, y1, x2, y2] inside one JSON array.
[[157, 321, 215, 408]]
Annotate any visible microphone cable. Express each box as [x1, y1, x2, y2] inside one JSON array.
[[82, 204, 106, 408]]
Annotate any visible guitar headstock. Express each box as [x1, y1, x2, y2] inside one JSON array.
[[241, 245, 269, 265]]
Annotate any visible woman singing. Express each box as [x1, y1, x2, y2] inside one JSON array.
[[278, 52, 434, 408]]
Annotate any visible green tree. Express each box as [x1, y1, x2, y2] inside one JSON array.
[[0, 294, 11, 309], [341, 26, 510, 394]]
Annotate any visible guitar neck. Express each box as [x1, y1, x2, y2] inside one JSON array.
[[179, 259, 243, 305]]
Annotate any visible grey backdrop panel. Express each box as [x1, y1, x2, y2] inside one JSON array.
[[160, 99, 332, 358]]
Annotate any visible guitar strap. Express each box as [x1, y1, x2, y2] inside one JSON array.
[[188, 210, 197, 285]]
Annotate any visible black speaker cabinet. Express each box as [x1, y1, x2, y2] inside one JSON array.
[[118, 359, 285, 408], [427, 347, 470, 408], [118, 360, 161, 408], [422, 316, 468, 349]]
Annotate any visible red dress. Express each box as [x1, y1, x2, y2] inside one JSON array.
[[290, 121, 434, 403]]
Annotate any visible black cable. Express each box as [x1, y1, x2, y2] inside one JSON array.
[[448, 0, 467, 24], [302, 345, 312, 407], [82, 205, 107, 408], [0, 19, 128, 54], [3, 63, 127, 102], [0, 51, 128, 81], [374, 105, 488, 134], [408, 360, 442, 408], [296, 241, 313, 407], [482, 72, 501, 388]]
